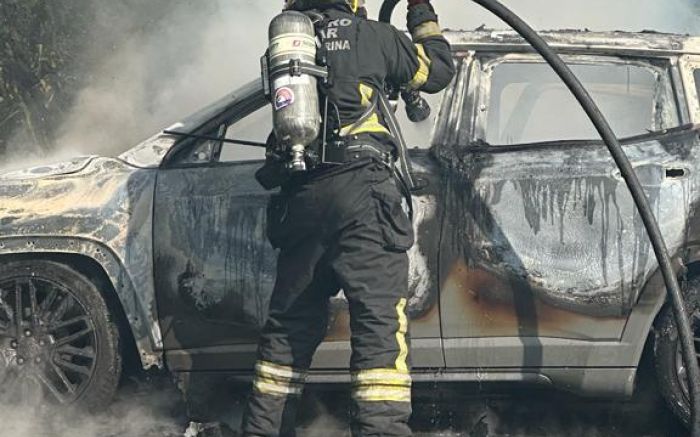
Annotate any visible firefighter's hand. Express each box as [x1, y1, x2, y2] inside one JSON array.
[[407, 0, 438, 34]]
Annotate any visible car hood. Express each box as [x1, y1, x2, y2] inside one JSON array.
[[0, 156, 97, 181], [0, 156, 155, 241]]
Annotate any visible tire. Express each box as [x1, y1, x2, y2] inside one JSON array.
[[654, 275, 700, 428], [0, 260, 121, 412]]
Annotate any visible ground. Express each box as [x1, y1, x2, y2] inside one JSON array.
[[5, 355, 686, 437]]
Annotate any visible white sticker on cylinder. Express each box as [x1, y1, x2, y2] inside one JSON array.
[[269, 33, 316, 59], [273, 76, 311, 88]]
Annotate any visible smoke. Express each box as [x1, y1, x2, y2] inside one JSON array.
[[54, 1, 279, 158], [1, 0, 281, 170], [0, 374, 185, 437], [1, 0, 697, 172]]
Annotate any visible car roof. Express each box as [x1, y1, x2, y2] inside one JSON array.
[[444, 29, 700, 57], [177, 30, 700, 134]]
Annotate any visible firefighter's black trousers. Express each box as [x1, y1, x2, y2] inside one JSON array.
[[242, 159, 414, 437]]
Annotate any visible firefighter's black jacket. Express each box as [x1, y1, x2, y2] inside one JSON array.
[[255, 2, 455, 189], [308, 3, 455, 139]]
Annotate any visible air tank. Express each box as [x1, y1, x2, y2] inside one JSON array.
[[267, 11, 321, 171]]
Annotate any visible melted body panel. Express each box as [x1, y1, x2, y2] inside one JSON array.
[[153, 154, 446, 370], [437, 126, 699, 346], [0, 158, 162, 367]]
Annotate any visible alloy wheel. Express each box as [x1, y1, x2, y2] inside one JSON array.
[[0, 275, 98, 405]]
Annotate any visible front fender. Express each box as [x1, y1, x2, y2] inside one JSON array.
[[0, 158, 162, 368]]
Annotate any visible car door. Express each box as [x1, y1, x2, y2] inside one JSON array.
[[153, 85, 446, 371], [153, 98, 274, 370], [437, 53, 691, 369]]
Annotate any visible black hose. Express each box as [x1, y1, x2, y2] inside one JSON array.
[[379, 0, 400, 23], [380, 0, 700, 434]]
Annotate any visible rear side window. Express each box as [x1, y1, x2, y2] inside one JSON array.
[[695, 70, 700, 103], [480, 59, 679, 145]]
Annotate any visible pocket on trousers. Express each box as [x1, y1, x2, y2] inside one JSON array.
[[266, 193, 289, 249], [370, 183, 415, 252]]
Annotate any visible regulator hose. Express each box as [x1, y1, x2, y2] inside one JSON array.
[[380, 0, 700, 434]]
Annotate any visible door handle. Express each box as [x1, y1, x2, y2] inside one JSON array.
[[665, 167, 688, 179], [612, 164, 688, 185]]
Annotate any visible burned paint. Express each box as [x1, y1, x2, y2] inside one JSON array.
[[436, 129, 698, 326], [0, 157, 163, 368], [153, 163, 274, 353], [154, 152, 444, 354], [118, 134, 175, 169], [441, 259, 626, 339]]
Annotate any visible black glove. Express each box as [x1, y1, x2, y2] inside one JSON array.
[[255, 133, 289, 190], [402, 89, 431, 123], [255, 155, 288, 190], [407, 1, 438, 34]]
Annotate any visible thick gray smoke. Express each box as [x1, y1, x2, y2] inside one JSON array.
[[2, 0, 698, 171], [0, 376, 184, 437], [54, 1, 279, 158]]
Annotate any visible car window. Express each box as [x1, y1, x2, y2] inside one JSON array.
[[177, 81, 446, 165], [218, 105, 271, 162], [480, 60, 679, 145], [217, 89, 446, 160], [695, 69, 700, 106]]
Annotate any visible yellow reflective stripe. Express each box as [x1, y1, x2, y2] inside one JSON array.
[[339, 112, 390, 136], [352, 368, 412, 387], [255, 361, 306, 382], [253, 361, 306, 396], [395, 298, 409, 372], [353, 386, 411, 402], [408, 44, 431, 90], [254, 377, 304, 396], [411, 21, 443, 41], [255, 369, 301, 386], [359, 83, 374, 107]]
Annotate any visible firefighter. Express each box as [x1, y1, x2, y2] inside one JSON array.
[[242, 0, 454, 435]]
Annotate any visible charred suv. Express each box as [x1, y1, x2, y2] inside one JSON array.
[[1, 30, 700, 424]]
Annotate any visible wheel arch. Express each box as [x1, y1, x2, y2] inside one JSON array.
[[622, 251, 700, 380], [0, 236, 163, 369], [649, 257, 700, 330]]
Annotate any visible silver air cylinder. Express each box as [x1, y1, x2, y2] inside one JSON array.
[[268, 11, 321, 172]]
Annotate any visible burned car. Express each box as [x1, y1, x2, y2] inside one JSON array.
[[1, 29, 700, 425]]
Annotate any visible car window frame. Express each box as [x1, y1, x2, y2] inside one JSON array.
[[682, 55, 700, 125], [695, 68, 700, 122], [161, 82, 268, 169], [468, 53, 681, 149]]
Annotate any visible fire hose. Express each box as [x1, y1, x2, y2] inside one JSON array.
[[379, 0, 700, 434]]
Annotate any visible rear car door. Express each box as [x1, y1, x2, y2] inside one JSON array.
[[153, 85, 446, 371], [436, 53, 690, 369]]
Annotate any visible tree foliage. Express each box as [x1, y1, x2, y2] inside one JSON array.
[[0, 0, 91, 155]]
